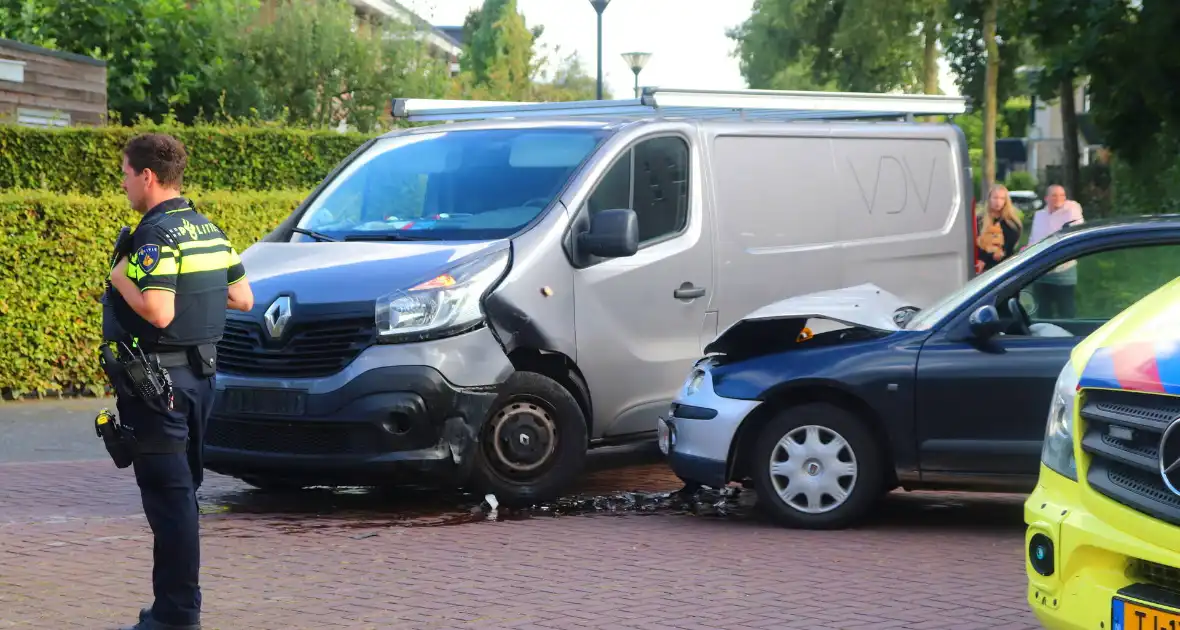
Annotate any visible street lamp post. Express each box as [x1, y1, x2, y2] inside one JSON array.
[[589, 0, 611, 100], [620, 52, 652, 98]]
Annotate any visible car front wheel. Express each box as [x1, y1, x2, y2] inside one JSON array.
[[751, 402, 884, 530]]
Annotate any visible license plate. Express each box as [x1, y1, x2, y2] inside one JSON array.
[[657, 417, 670, 455], [219, 387, 307, 416], [1113, 597, 1180, 630]]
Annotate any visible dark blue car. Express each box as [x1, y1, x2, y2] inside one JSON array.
[[658, 215, 1180, 529]]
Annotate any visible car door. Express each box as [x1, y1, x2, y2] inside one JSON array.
[[572, 131, 714, 439], [914, 238, 1180, 478]]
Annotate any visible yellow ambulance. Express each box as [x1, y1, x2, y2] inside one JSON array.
[[1026, 276, 1180, 629]]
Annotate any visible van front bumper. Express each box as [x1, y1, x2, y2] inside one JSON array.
[[1025, 464, 1180, 630], [204, 327, 512, 486], [204, 365, 499, 485]]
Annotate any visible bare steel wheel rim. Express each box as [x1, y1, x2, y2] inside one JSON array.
[[768, 425, 858, 514], [487, 398, 558, 476]]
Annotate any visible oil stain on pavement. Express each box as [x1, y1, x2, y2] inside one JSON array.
[[198, 458, 1026, 537]]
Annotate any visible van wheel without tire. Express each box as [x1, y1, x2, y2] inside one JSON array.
[[751, 402, 883, 530], [469, 371, 588, 506]]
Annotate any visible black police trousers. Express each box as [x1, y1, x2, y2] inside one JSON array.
[[116, 364, 214, 627]]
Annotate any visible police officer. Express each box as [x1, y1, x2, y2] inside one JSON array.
[[106, 133, 254, 630]]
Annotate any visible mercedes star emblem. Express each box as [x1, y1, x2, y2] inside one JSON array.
[[1160, 418, 1180, 497], [264, 296, 292, 339]]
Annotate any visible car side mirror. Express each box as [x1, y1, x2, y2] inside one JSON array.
[[579, 208, 638, 258], [969, 304, 1005, 339]]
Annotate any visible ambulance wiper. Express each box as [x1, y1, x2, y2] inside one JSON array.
[[291, 227, 339, 242]]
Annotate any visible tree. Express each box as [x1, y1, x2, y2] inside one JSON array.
[[1023, 0, 1103, 197], [981, 0, 1000, 190], [942, 0, 1032, 192], [450, 0, 600, 102], [1, 0, 453, 129], [1050, 0, 1176, 167], [831, 0, 948, 94], [532, 51, 602, 101], [942, 0, 1032, 108], [0, 0, 57, 48], [0, 0, 244, 124], [726, 0, 920, 93], [185, 0, 451, 131]]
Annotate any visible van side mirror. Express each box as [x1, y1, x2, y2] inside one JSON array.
[[969, 304, 1004, 339], [579, 208, 638, 258]]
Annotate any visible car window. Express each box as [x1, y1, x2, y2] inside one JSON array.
[[905, 232, 1063, 331], [586, 135, 690, 245], [1007, 242, 1180, 337]]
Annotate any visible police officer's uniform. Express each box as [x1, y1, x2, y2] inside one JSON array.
[[108, 196, 244, 630]]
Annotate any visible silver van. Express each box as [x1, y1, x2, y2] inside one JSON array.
[[203, 88, 974, 504]]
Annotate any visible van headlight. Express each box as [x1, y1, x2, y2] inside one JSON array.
[[375, 248, 509, 343], [1041, 359, 1080, 481]]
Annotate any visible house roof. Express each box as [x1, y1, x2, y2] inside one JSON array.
[[436, 26, 464, 47], [0, 38, 106, 67], [347, 0, 462, 53]]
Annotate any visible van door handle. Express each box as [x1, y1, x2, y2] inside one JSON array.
[[674, 283, 706, 300]]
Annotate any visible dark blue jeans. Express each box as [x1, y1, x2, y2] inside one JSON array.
[[117, 364, 214, 627]]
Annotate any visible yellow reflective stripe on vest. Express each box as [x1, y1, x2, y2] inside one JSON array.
[[126, 256, 179, 280], [177, 237, 230, 252], [179, 249, 235, 273]]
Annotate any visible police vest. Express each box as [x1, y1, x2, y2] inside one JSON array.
[[110, 197, 246, 350]]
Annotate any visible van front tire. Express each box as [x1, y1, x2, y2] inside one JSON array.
[[751, 403, 883, 530], [468, 371, 588, 506]]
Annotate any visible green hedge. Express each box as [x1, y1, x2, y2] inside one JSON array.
[[0, 188, 308, 398], [0, 123, 373, 195]]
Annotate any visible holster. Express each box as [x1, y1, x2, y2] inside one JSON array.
[[95, 409, 134, 469], [94, 408, 187, 468], [192, 344, 217, 377]]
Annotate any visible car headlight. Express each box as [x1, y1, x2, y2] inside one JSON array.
[[375, 248, 509, 343], [1041, 359, 1080, 481], [685, 369, 705, 396]]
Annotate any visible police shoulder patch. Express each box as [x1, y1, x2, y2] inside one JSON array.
[[136, 244, 160, 273]]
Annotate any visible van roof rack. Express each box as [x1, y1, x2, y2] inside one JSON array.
[[391, 87, 967, 123]]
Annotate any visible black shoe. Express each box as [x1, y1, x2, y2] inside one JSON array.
[[120, 609, 200, 630]]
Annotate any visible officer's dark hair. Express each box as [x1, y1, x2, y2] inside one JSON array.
[[123, 133, 188, 188]]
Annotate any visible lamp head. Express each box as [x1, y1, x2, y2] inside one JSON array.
[[621, 52, 652, 73]]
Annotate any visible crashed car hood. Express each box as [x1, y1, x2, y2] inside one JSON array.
[[239, 240, 503, 306], [705, 283, 911, 355]]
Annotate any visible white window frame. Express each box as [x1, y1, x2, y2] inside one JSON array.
[[0, 58, 26, 83], [17, 108, 70, 128]]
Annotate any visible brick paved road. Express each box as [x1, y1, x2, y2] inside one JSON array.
[[0, 457, 1039, 630]]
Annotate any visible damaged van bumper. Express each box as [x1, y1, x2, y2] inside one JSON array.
[[203, 325, 512, 487]]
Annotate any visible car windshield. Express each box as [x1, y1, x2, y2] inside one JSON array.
[[904, 231, 1063, 331], [295, 127, 611, 241]]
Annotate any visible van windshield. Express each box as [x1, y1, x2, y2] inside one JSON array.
[[295, 127, 610, 241]]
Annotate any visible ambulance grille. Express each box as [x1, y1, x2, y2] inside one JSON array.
[[1079, 389, 1180, 527], [1134, 560, 1180, 596]]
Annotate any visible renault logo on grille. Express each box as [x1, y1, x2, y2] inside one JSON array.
[[263, 296, 292, 339], [1161, 418, 1180, 497]]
